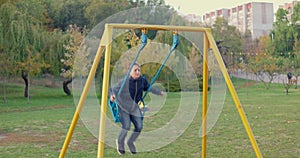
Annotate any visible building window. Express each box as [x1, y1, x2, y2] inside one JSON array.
[[217, 9, 222, 16], [261, 3, 266, 24], [232, 7, 236, 13], [210, 12, 215, 17], [206, 14, 210, 18], [238, 5, 243, 11], [247, 3, 252, 12]]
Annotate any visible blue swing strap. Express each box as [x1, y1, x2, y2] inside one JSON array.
[[108, 29, 148, 123], [140, 32, 179, 114], [116, 29, 148, 98]]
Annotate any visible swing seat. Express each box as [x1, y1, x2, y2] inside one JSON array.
[[108, 100, 147, 123], [108, 100, 121, 123]]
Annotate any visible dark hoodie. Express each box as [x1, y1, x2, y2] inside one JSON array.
[[110, 76, 161, 113]]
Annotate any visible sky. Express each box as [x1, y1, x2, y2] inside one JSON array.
[[165, 0, 291, 16]]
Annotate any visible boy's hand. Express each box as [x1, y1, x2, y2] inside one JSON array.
[[110, 94, 116, 102]]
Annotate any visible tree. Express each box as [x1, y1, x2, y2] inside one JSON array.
[[282, 79, 292, 95], [273, 8, 294, 56], [188, 46, 202, 76], [291, 2, 300, 27], [17, 0, 50, 25], [0, 2, 17, 103], [85, 0, 130, 28], [17, 50, 50, 97], [0, 1, 51, 99], [43, 0, 91, 31], [0, 52, 11, 103], [242, 30, 256, 55], [212, 17, 242, 73], [290, 2, 300, 89], [60, 25, 88, 95], [248, 35, 283, 90], [0, 0, 18, 6]]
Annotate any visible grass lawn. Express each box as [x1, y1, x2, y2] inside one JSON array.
[[0, 79, 299, 158]]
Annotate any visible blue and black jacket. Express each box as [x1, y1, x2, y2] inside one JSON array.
[[110, 76, 161, 113]]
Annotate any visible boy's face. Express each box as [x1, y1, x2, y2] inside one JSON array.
[[130, 65, 141, 80]]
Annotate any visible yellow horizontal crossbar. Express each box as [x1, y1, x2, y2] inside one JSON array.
[[105, 23, 209, 32]]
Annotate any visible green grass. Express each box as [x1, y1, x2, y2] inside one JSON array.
[[0, 80, 299, 158]]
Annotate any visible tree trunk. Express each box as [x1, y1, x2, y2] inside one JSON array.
[[63, 78, 72, 96], [22, 71, 29, 97]]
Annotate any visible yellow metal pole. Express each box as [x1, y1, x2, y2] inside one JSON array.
[[108, 23, 208, 32], [202, 33, 209, 158], [97, 25, 113, 158], [205, 30, 263, 158], [59, 45, 105, 158]]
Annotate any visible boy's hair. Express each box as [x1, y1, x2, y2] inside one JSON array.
[[128, 62, 140, 70], [133, 62, 140, 67]]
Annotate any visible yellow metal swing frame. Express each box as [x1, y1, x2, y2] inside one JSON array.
[[58, 24, 263, 158]]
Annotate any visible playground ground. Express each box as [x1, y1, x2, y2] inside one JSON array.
[[0, 78, 299, 157]]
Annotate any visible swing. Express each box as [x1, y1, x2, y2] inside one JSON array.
[[139, 32, 179, 116], [108, 31, 179, 123], [108, 29, 148, 123]]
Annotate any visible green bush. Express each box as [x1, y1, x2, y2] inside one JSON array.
[[162, 77, 210, 92]]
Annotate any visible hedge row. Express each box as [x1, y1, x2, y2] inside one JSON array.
[[161, 77, 210, 92]]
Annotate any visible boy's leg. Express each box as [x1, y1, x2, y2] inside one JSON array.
[[127, 109, 143, 154], [117, 109, 131, 154]]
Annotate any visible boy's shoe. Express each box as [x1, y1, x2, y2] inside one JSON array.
[[127, 142, 137, 154], [116, 139, 125, 155]]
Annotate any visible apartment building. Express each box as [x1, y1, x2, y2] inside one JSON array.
[[203, 8, 230, 26], [202, 2, 274, 39]]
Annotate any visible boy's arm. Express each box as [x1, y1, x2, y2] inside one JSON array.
[[109, 79, 124, 101], [143, 77, 163, 96]]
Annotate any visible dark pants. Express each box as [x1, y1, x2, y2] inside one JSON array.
[[117, 107, 143, 150]]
